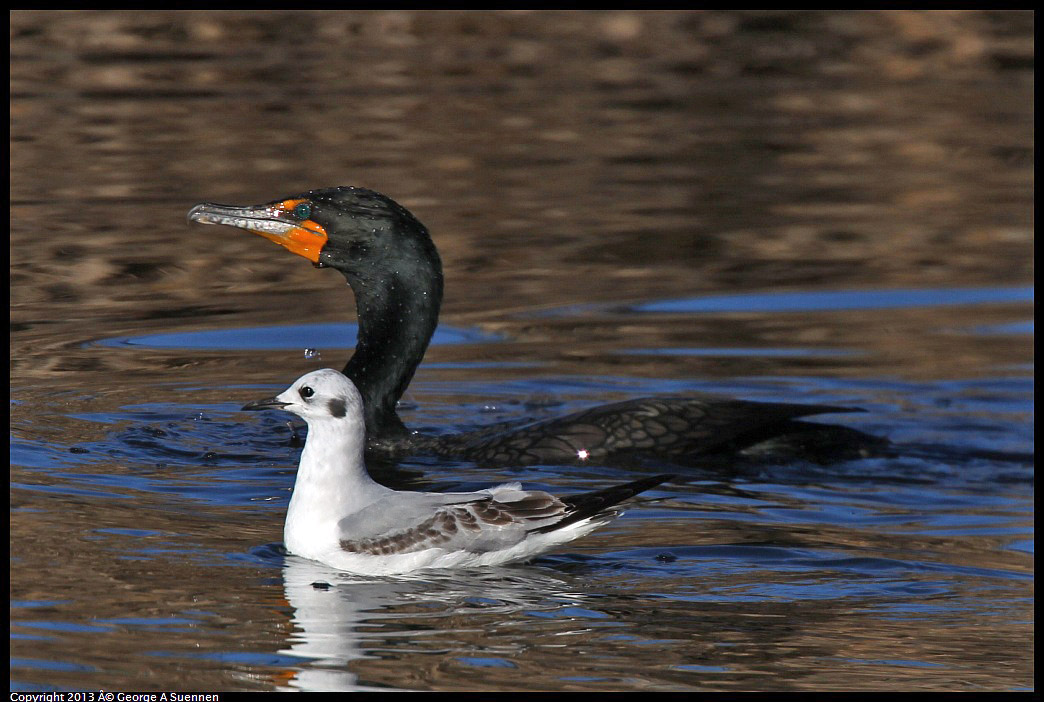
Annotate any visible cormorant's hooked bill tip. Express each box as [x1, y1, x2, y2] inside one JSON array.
[[186, 203, 205, 225], [186, 202, 228, 226]]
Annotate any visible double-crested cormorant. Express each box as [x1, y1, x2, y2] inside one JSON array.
[[242, 368, 673, 574], [190, 186, 883, 466]]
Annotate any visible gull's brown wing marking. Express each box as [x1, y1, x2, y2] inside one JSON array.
[[341, 508, 470, 556]]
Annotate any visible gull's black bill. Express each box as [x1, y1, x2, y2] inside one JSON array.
[[241, 396, 291, 412]]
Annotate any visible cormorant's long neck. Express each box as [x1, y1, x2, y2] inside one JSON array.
[[340, 250, 443, 439]]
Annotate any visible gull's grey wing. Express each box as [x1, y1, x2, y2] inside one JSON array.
[[335, 487, 574, 556], [335, 473, 673, 557]]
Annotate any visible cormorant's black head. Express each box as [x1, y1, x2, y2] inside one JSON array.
[[190, 186, 444, 439], [187, 186, 441, 285]]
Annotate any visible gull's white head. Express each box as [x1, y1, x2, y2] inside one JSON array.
[[242, 368, 364, 427]]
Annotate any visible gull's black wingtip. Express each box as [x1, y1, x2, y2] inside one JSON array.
[[626, 473, 676, 493], [562, 473, 675, 506], [529, 473, 676, 534]]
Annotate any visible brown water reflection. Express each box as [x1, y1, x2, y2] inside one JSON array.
[[11, 12, 1032, 383], [10, 10, 1033, 692]]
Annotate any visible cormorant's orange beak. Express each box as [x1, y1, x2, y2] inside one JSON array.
[[187, 198, 328, 263]]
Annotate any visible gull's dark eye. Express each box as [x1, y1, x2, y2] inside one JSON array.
[[292, 203, 312, 220], [300, 386, 314, 399]]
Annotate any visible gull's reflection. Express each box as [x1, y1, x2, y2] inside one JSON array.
[[275, 554, 593, 692]]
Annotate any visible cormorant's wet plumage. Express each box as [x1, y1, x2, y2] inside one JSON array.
[[189, 186, 885, 466]]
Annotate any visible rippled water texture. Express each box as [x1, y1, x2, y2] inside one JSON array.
[[10, 10, 1033, 692]]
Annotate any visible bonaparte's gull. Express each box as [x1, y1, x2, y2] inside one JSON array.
[[242, 368, 673, 575]]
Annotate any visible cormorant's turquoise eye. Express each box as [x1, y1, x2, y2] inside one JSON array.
[[292, 203, 312, 220]]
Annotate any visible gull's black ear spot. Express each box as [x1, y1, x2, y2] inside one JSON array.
[[327, 398, 347, 418]]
